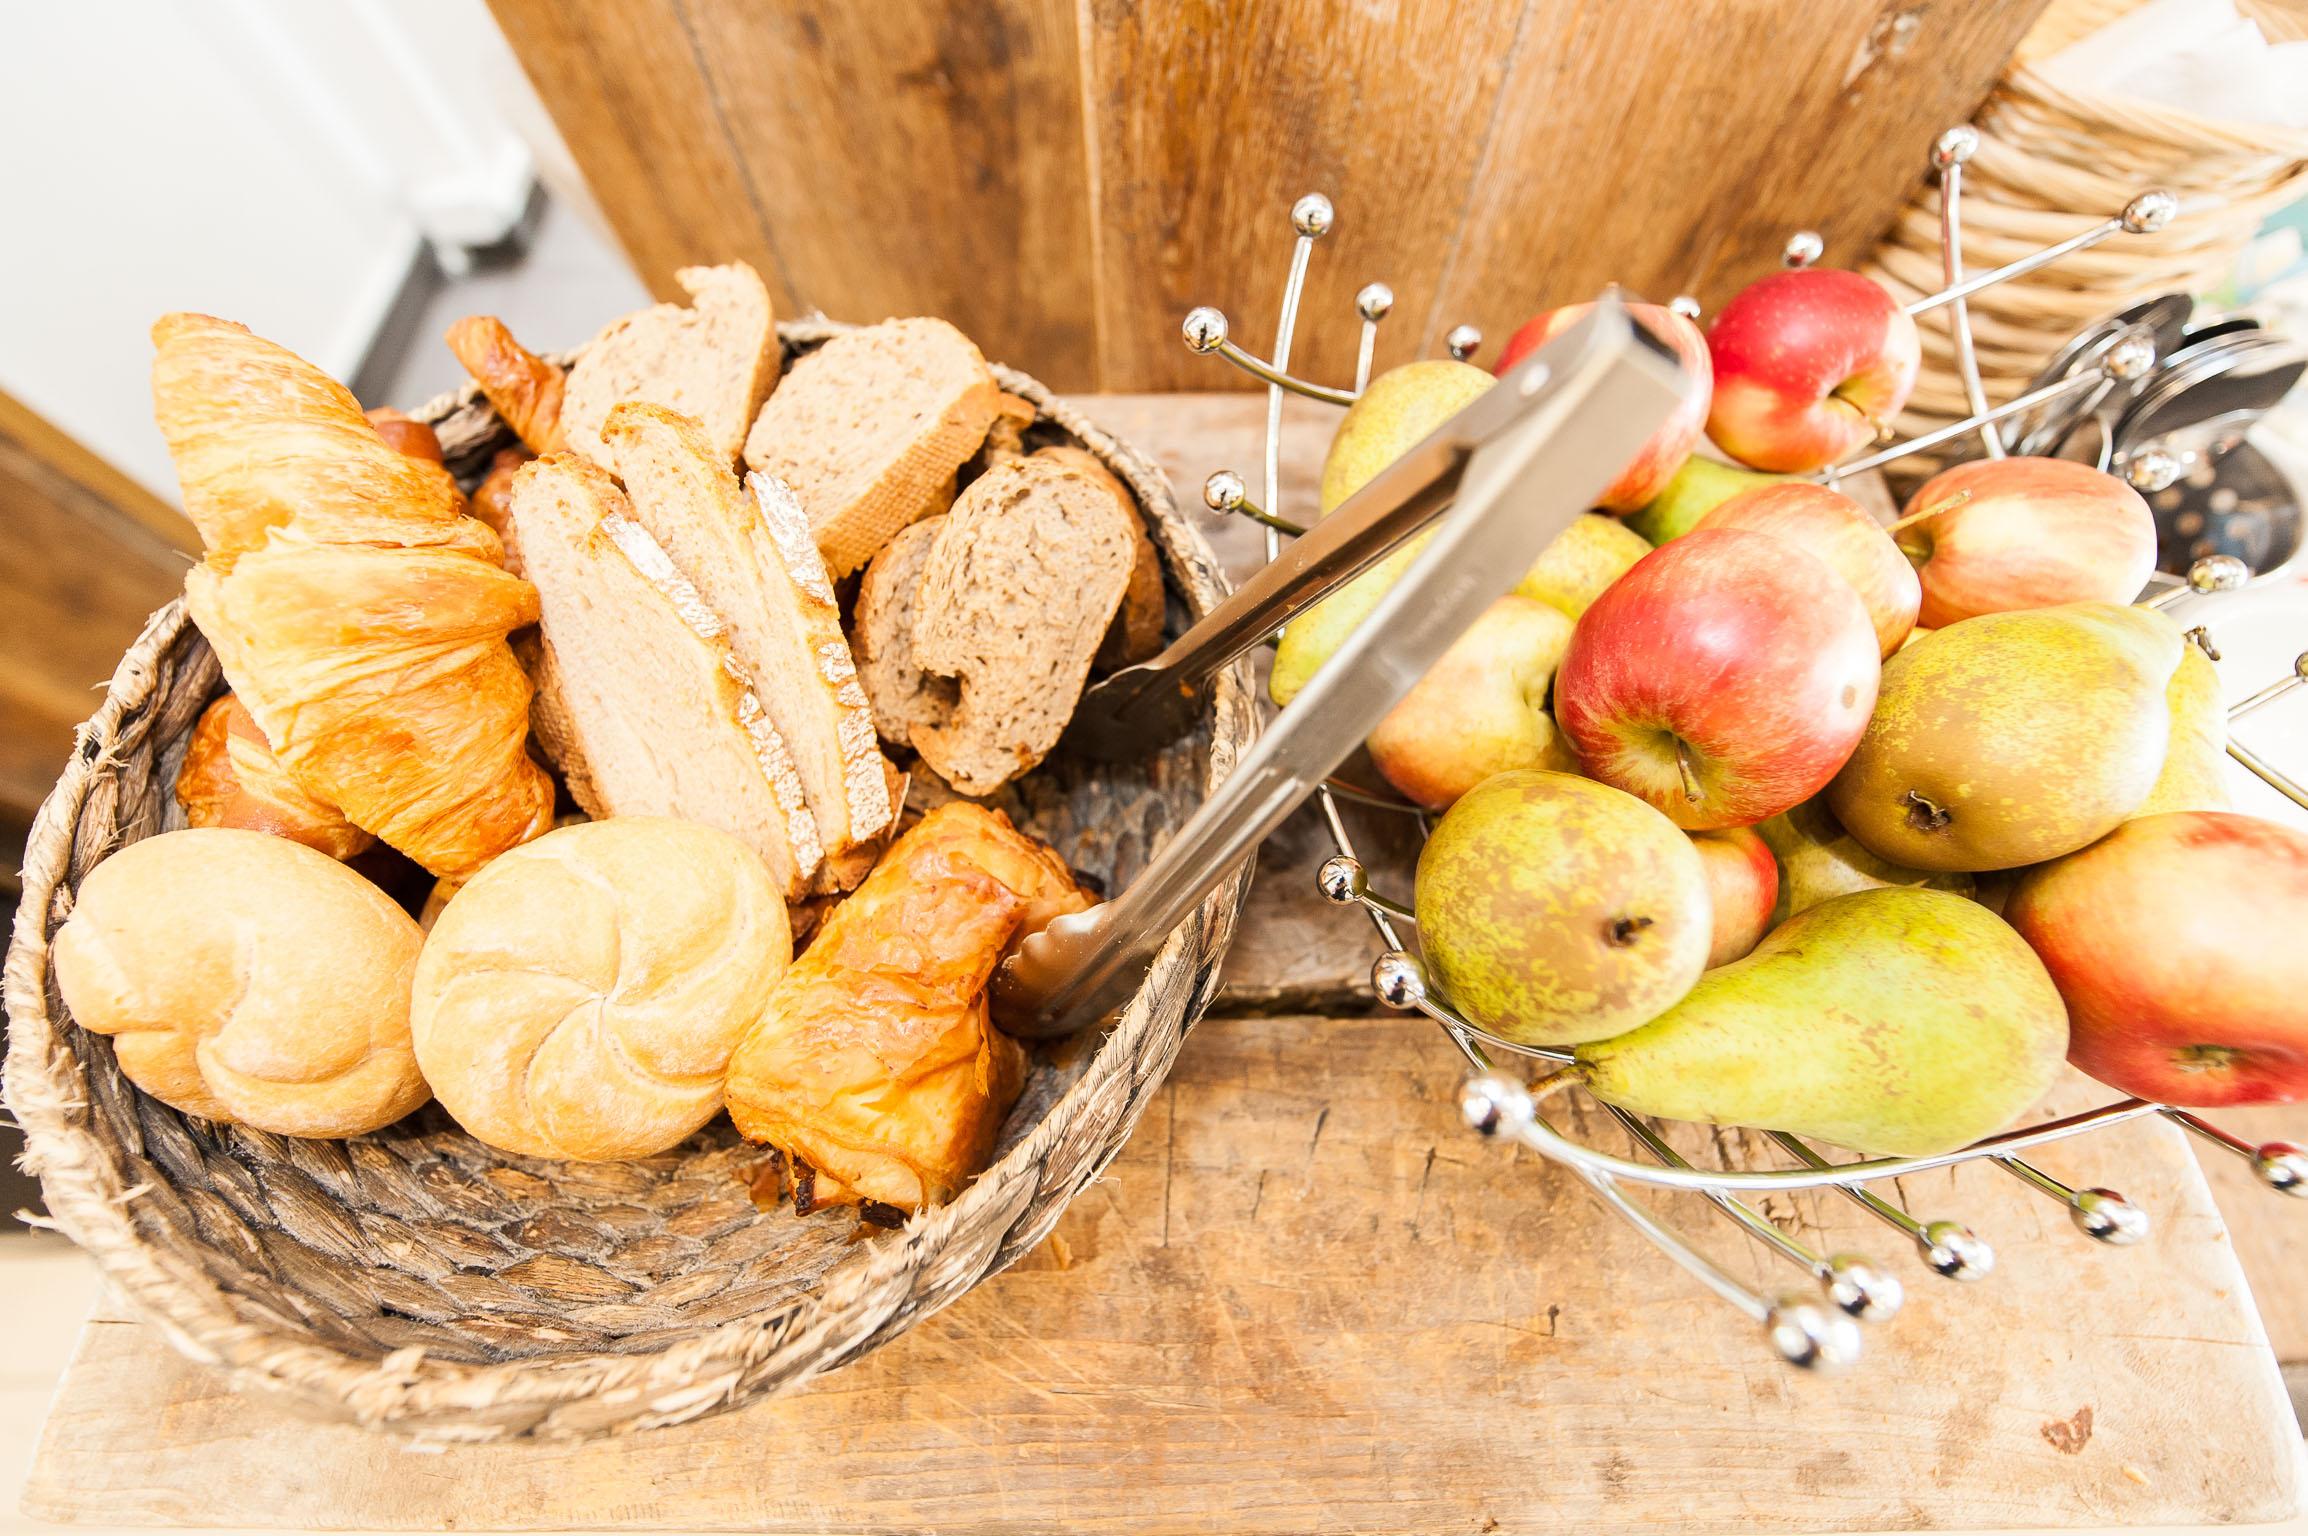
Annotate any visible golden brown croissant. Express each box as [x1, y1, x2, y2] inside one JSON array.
[[177, 693, 374, 861], [153, 313, 555, 880], [725, 802, 1091, 1214], [445, 315, 566, 455]]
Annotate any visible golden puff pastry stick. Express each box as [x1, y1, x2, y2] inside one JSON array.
[[726, 802, 1092, 1215], [153, 313, 554, 880], [443, 315, 567, 456]]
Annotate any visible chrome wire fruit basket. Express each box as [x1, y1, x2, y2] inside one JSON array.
[[1182, 128, 2308, 1370]]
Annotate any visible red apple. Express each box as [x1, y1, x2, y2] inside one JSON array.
[[1896, 456, 2158, 628], [1497, 301, 1711, 512], [1366, 595, 1578, 810], [1705, 268, 1922, 473], [1690, 826, 1779, 967], [1692, 482, 1920, 658], [2007, 812, 2308, 1107], [1554, 528, 1881, 831]]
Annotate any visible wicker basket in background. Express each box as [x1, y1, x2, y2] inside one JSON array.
[[1862, 0, 2308, 487], [1, 320, 1256, 1444]]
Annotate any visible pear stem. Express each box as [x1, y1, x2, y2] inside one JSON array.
[[1674, 738, 1705, 804], [1528, 1066, 1589, 1106]]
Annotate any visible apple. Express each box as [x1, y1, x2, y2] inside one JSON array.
[[1694, 482, 1920, 656], [1706, 268, 1921, 473], [1496, 301, 1712, 512], [2007, 811, 2308, 1106], [1895, 456, 2158, 628], [1690, 826, 1778, 967], [1554, 528, 1881, 830], [1365, 595, 1578, 810], [1626, 454, 1788, 545]]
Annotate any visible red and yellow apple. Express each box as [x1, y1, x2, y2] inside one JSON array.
[[1690, 826, 1779, 967], [1496, 301, 1712, 512], [1705, 268, 1921, 473], [1553, 528, 1881, 830], [1364, 595, 1577, 810], [1895, 456, 2158, 628], [2007, 811, 2308, 1107], [1694, 481, 1920, 657]]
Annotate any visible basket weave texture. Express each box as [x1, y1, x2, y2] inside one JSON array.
[[1, 319, 1255, 1444], [1861, 0, 2308, 484]]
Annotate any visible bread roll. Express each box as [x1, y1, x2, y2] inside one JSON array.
[[411, 818, 791, 1160], [177, 693, 375, 860], [51, 828, 428, 1136]]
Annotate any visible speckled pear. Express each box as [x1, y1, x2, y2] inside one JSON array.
[[1569, 888, 2069, 1157], [1755, 796, 1973, 924], [2133, 641, 2230, 817]]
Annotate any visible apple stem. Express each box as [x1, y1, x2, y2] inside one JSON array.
[[1882, 490, 1968, 538], [1675, 738, 1705, 804]]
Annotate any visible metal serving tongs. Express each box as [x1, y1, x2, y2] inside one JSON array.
[[992, 298, 1695, 1038]]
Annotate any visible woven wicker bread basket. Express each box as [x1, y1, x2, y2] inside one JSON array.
[[1, 318, 1256, 1444], [1861, 0, 2308, 484]]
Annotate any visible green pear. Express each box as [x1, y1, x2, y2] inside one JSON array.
[[1514, 513, 1651, 619], [1568, 888, 2068, 1156], [2133, 641, 2231, 817], [1416, 771, 1712, 1047], [1827, 603, 2183, 872], [1625, 454, 1787, 545], [1755, 797, 1972, 925], [1320, 360, 1494, 514]]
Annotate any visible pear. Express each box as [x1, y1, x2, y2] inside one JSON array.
[[1320, 360, 1494, 514], [1566, 888, 2068, 1156], [1514, 513, 1651, 619], [2134, 641, 2231, 817], [1827, 602, 2182, 872], [1416, 771, 1712, 1047], [1269, 535, 1430, 706], [1755, 796, 1972, 925], [1625, 454, 1787, 545]]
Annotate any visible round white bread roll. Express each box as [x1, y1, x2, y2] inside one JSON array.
[[411, 817, 791, 1160], [51, 827, 429, 1137]]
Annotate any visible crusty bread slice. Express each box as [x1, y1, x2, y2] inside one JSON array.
[[504, 454, 823, 898], [1035, 445, 1165, 671], [560, 264, 776, 469], [602, 402, 895, 864], [741, 317, 1000, 578], [908, 457, 1136, 794], [850, 514, 958, 750]]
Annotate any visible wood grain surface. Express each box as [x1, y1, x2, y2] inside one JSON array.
[[24, 1016, 2298, 1533], [486, 0, 2050, 392]]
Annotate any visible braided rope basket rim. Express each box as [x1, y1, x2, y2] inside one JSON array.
[[1, 317, 1255, 1443]]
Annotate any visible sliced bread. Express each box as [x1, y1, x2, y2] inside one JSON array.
[[504, 454, 824, 898], [741, 317, 1000, 578], [850, 514, 958, 750], [908, 457, 1137, 794], [1035, 445, 1166, 670], [560, 264, 777, 469], [602, 401, 895, 864]]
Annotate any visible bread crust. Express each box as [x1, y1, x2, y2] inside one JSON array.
[[561, 264, 776, 468], [850, 515, 958, 749]]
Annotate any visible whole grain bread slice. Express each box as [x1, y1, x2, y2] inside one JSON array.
[[1035, 445, 1165, 671], [741, 317, 999, 578], [505, 454, 824, 898], [560, 264, 777, 469], [908, 457, 1136, 794], [850, 514, 958, 750], [602, 402, 895, 866]]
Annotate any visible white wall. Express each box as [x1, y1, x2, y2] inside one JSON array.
[[0, 0, 551, 500]]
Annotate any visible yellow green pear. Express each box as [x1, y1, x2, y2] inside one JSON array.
[[1625, 454, 1787, 545], [2133, 640, 2230, 817], [1827, 602, 2183, 872], [1514, 513, 1651, 618], [1320, 360, 1495, 513], [1754, 797, 1972, 925], [1565, 888, 2068, 1156]]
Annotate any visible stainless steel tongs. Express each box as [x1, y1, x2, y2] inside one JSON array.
[[993, 297, 1694, 1038]]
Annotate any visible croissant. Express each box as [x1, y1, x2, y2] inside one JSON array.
[[725, 802, 1092, 1214], [176, 693, 374, 861], [153, 313, 555, 880], [445, 315, 566, 455]]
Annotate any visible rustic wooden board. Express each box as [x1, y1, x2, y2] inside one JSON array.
[[488, 0, 2045, 392], [2189, 1105, 2308, 1365], [24, 1014, 2297, 1532]]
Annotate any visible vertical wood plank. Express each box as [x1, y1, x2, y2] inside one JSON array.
[[1426, 0, 2053, 356], [673, 0, 1098, 387], [1080, 0, 1527, 394]]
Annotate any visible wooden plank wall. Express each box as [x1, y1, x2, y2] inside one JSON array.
[[489, 0, 2051, 392]]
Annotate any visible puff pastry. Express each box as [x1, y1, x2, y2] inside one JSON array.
[[176, 693, 374, 861], [725, 802, 1090, 1214]]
